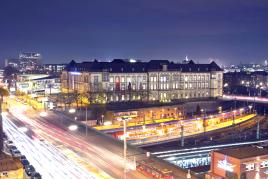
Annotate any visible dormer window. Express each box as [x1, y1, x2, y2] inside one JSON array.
[[162, 64, 167, 71]]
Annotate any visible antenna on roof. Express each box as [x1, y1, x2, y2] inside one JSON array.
[[185, 55, 189, 62]]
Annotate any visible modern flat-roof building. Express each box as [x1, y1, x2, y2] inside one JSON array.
[[61, 59, 223, 103], [16, 74, 60, 95], [206, 146, 268, 179], [43, 63, 67, 75], [5, 52, 42, 73]]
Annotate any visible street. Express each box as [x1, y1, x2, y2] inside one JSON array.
[[5, 99, 149, 179]]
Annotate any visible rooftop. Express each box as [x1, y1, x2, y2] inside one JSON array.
[[0, 152, 23, 171], [217, 146, 268, 159], [65, 59, 223, 73]]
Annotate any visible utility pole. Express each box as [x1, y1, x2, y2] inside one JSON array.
[[85, 105, 88, 136], [180, 124, 184, 147], [257, 118, 260, 140], [123, 119, 127, 179], [0, 96, 3, 151], [256, 109, 261, 140]]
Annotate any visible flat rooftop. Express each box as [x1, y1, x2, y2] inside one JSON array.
[[217, 146, 268, 159]]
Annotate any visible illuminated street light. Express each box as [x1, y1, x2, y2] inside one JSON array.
[[103, 121, 112, 126], [1, 112, 8, 116], [39, 112, 47, 117], [68, 125, 78, 131], [69, 108, 76, 113], [116, 117, 132, 179]]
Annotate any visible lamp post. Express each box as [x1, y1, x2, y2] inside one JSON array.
[[232, 110, 236, 125], [257, 118, 260, 140], [85, 105, 88, 136], [180, 121, 184, 147], [101, 114, 104, 125], [201, 109, 206, 133], [118, 117, 131, 179], [224, 83, 229, 94], [0, 95, 3, 151]]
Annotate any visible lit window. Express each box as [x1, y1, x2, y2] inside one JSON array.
[[245, 163, 254, 171], [109, 77, 114, 83], [261, 161, 268, 168]]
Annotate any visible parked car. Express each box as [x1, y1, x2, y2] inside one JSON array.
[[25, 165, 35, 176], [11, 150, 21, 157], [31, 172, 41, 179], [20, 155, 27, 161], [21, 159, 30, 168], [9, 146, 17, 152]]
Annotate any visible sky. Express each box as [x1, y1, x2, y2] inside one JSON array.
[[1, 0, 268, 66]]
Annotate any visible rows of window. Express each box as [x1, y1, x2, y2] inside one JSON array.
[[150, 82, 209, 90], [149, 74, 210, 82], [109, 75, 147, 83], [245, 160, 268, 171], [158, 92, 209, 100], [109, 94, 142, 102]]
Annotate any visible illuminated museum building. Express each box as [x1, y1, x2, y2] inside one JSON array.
[[61, 59, 223, 103], [206, 146, 268, 179]]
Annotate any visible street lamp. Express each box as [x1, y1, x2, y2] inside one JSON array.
[[248, 105, 253, 113], [69, 108, 76, 114], [39, 111, 47, 117], [101, 114, 104, 125], [117, 117, 131, 179], [68, 124, 78, 131], [180, 121, 184, 147], [218, 106, 222, 113]]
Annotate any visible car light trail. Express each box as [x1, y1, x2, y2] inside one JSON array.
[[3, 114, 95, 179], [5, 101, 139, 179]]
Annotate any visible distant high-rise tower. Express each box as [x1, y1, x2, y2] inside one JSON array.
[[19, 52, 42, 71]]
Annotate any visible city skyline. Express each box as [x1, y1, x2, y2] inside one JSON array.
[[1, 1, 268, 66]]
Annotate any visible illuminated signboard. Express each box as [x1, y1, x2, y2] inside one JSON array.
[[115, 111, 138, 118], [70, 72, 81, 75], [217, 156, 235, 172]]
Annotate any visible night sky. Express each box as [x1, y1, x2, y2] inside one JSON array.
[[1, 0, 268, 66]]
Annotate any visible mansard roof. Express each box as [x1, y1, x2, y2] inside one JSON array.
[[65, 59, 223, 73]]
